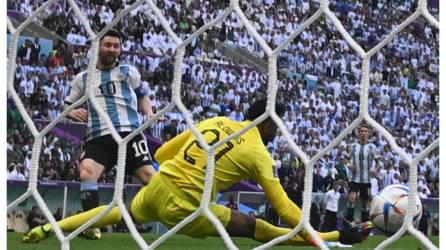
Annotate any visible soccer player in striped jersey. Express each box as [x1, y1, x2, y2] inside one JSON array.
[[23, 99, 372, 246], [64, 29, 156, 239], [345, 124, 380, 226]]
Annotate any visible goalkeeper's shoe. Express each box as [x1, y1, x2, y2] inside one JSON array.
[[22, 224, 52, 243], [83, 228, 102, 240], [339, 221, 374, 245]]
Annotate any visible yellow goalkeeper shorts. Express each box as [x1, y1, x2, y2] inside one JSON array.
[[130, 172, 232, 238]]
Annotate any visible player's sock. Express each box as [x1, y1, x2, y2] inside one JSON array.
[[253, 219, 340, 246], [80, 181, 101, 239], [253, 219, 307, 245], [40, 205, 123, 233], [80, 181, 99, 211]]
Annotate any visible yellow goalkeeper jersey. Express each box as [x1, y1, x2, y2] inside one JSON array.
[[155, 116, 303, 227]]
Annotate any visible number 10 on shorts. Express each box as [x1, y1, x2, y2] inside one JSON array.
[[132, 139, 149, 157]]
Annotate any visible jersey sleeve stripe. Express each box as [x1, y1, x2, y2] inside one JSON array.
[[120, 66, 140, 130], [84, 72, 101, 140], [101, 69, 122, 131]]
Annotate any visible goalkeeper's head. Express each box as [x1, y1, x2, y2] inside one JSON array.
[[247, 99, 285, 145]]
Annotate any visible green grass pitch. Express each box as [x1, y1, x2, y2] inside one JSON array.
[[7, 233, 439, 249]]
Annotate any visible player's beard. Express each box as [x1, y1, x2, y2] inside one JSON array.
[[99, 54, 117, 68]]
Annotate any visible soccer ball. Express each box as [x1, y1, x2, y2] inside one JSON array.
[[369, 184, 422, 234]]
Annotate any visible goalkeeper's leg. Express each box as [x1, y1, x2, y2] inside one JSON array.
[[23, 158, 113, 243], [22, 173, 155, 244], [22, 205, 124, 243], [227, 209, 372, 245], [177, 204, 372, 246]]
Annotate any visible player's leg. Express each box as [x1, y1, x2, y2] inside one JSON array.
[[322, 210, 336, 232], [134, 165, 155, 184], [360, 184, 372, 222], [127, 134, 156, 185], [22, 206, 126, 243], [79, 158, 106, 240], [225, 209, 317, 245], [23, 173, 159, 243], [78, 137, 117, 239], [126, 173, 373, 246], [79, 159, 105, 212]]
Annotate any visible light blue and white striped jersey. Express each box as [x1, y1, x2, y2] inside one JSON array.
[[66, 64, 142, 141], [350, 142, 378, 183]]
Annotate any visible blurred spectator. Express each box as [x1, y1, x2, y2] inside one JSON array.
[[30, 37, 41, 65], [7, 163, 26, 181], [285, 181, 302, 207], [265, 200, 279, 226], [226, 195, 239, 211], [322, 181, 340, 232], [310, 195, 322, 230], [418, 204, 431, 236], [26, 205, 48, 229], [53, 207, 63, 221], [313, 167, 324, 193], [17, 39, 32, 61]]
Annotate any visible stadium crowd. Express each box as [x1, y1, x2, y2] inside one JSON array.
[[7, 0, 439, 201]]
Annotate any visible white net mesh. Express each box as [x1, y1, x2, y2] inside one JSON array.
[[6, 0, 439, 249]]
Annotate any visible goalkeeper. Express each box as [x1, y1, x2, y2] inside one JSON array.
[[23, 99, 372, 246]]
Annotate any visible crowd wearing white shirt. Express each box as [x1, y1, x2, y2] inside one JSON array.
[[7, 0, 439, 196]]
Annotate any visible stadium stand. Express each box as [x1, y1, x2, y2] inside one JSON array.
[[7, 0, 439, 200]]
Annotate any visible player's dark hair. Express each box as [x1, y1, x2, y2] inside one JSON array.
[[247, 99, 285, 121], [359, 123, 370, 131], [100, 29, 123, 44]]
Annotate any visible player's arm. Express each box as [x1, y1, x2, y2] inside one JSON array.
[[372, 145, 380, 169], [258, 177, 303, 226], [127, 65, 154, 119], [253, 145, 303, 227], [322, 192, 329, 214], [65, 73, 88, 123], [154, 129, 192, 164], [137, 94, 154, 119], [348, 144, 357, 174], [255, 157, 320, 243], [64, 105, 88, 122]]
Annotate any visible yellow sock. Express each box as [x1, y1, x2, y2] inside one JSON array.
[[295, 226, 340, 244], [317, 230, 339, 242], [254, 219, 340, 246], [43, 205, 123, 232]]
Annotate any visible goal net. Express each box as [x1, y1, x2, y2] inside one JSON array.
[[7, 0, 439, 249]]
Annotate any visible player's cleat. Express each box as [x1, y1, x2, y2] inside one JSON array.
[[83, 228, 102, 240], [22, 224, 52, 243], [339, 221, 374, 245]]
